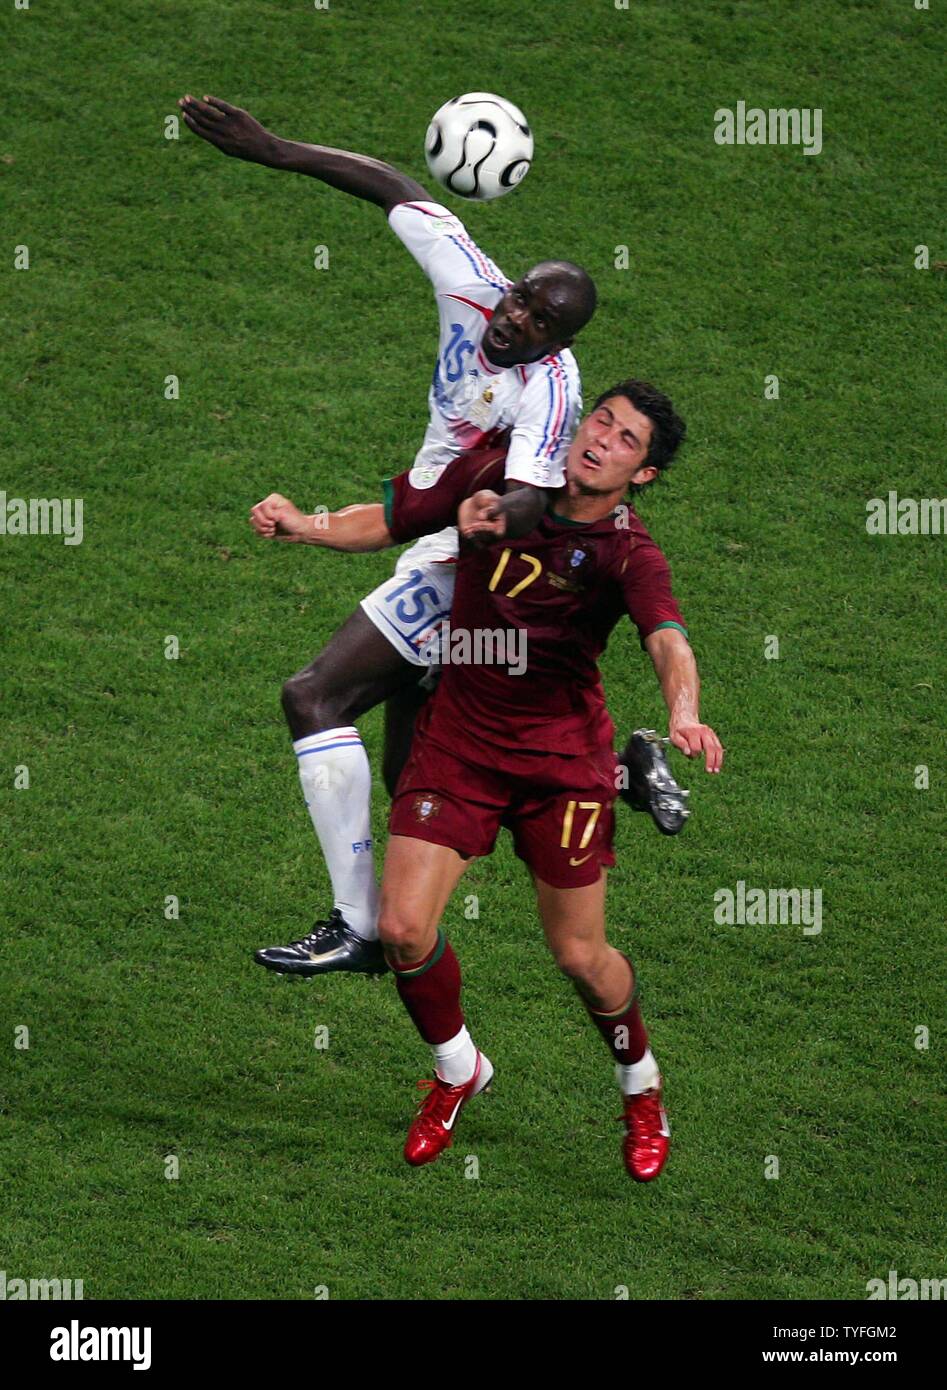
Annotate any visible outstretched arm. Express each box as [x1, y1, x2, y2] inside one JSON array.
[[179, 95, 430, 213], [644, 627, 724, 773], [249, 493, 392, 552]]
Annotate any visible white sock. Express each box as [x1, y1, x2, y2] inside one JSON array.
[[293, 728, 379, 940], [616, 1048, 661, 1095], [433, 1026, 478, 1085]]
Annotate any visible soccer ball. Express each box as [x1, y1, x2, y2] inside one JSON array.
[[424, 93, 533, 201]]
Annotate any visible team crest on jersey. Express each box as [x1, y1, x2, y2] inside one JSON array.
[[565, 540, 593, 575], [467, 386, 496, 428], [548, 540, 594, 593], [413, 794, 442, 823]]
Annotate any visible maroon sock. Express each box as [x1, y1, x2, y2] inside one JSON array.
[[387, 930, 464, 1045], [584, 958, 648, 1064]]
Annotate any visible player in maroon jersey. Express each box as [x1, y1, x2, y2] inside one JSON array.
[[249, 381, 723, 1179]]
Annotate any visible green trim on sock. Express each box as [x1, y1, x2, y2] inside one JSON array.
[[590, 956, 639, 1016], [391, 929, 446, 979], [592, 991, 635, 1020]]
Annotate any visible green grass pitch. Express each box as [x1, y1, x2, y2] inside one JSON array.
[[1, 0, 944, 1300]]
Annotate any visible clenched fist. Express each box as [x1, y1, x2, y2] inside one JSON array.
[[458, 489, 507, 543], [249, 493, 311, 542]]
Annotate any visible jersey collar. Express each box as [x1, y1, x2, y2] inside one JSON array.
[[475, 345, 503, 376], [546, 503, 626, 529]]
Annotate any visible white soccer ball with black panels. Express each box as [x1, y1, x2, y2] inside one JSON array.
[[425, 92, 533, 201]]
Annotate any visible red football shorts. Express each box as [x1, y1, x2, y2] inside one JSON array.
[[389, 727, 618, 889]]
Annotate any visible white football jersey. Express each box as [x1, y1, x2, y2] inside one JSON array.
[[387, 200, 582, 564]]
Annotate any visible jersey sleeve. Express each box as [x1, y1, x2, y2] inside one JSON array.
[[618, 540, 688, 647], [383, 447, 508, 544], [504, 357, 582, 489], [387, 200, 508, 297]]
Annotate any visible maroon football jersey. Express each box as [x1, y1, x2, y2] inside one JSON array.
[[384, 450, 687, 759]]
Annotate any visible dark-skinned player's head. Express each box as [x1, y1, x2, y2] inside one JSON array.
[[482, 260, 597, 367], [566, 380, 686, 499]]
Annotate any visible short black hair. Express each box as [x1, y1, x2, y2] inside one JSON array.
[[592, 379, 686, 481], [530, 260, 598, 336]]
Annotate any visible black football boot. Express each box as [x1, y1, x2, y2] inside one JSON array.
[[617, 729, 691, 836], [254, 909, 388, 977]]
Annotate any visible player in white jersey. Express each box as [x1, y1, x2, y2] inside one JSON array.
[[360, 198, 583, 664], [180, 94, 595, 974]]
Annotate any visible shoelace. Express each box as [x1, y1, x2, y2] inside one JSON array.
[[413, 1077, 457, 1127], [292, 915, 341, 952], [621, 1092, 663, 1144], [415, 1078, 438, 1108]]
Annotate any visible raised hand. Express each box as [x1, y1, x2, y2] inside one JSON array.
[[178, 94, 277, 165]]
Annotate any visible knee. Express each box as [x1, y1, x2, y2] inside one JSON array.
[[281, 662, 345, 732], [552, 939, 606, 990], [377, 902, 431, 963], [281, 670, 313, 725]]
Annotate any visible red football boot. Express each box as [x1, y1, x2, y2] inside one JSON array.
[[621, 1083, 671, 1182], [404, 1051, 494, 1167]]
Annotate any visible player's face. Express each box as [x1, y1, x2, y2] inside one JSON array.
[[567, 397, 659, 495], [482, 272, 574, 366]]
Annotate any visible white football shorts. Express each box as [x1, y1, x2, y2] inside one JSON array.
[[360, 529, 458, 667]]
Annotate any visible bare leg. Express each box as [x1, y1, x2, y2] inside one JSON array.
[[531, 870, 667, 1178], [377, 835, 471, 965], [531, 871, 632, 1011], [378, 836, 492, 1152], [382, 681, 431, 797], [261, 607, 424, 958], [281, 606, 420, 740]]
